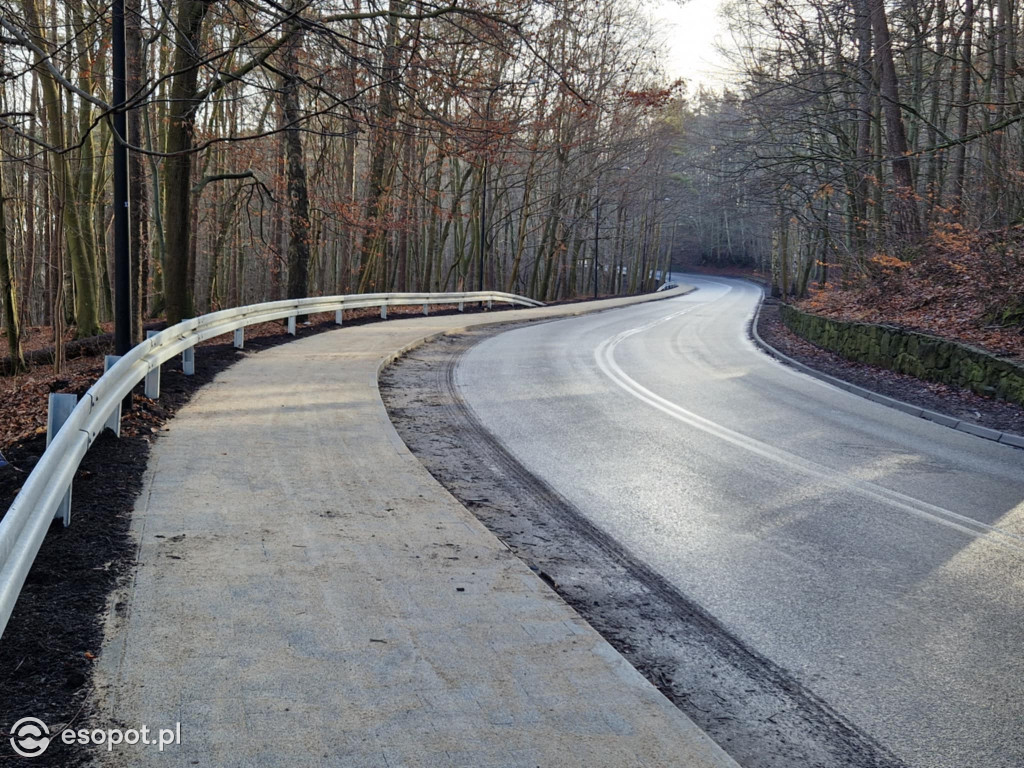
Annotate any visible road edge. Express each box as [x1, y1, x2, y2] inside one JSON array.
[[745, 282, 1024, 449], [375, 284, 697, 378]]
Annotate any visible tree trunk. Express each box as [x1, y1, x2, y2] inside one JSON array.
[[0, 158, 26, 373], [162, 0, 212, 323], [127, 0, 149, 341], [867, 0, 921, 245], [282, 26, 311, 300], [359, 0, 404, 292], [854, 0, 874, 258], [952, 0, 975, 215]]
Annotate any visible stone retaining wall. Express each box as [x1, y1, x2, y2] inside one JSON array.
[[779, 304, 1024, 407]]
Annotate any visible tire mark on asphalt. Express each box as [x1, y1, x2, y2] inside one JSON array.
[[380, 326, 909, 768]]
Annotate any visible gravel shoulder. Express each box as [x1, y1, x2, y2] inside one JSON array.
[[380, 327, 907, 768]]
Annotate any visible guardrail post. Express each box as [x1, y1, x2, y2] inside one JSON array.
[[287, 316, 296, 336], [182, 347, 195, 376], [487, 299, 493, 310], [103, 356, 122, 437], [46, 393, 77, 526], [234, 328, 244, 349], [381, 305, 387, 320], [458, 301, 464, 312], [335, 309, 343, 325], [144, 331, 161, 399], [422, 303, 429, 315]]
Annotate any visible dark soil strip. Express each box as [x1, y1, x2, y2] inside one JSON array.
[[0, 322, 168, 377], [0, 305, 485, 768], [380, 329, 908, 768], [756, 300, 1024, 436]]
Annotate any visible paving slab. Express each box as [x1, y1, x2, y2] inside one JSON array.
[[94, 288, 739, 767]]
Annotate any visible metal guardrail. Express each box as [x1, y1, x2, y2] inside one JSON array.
[[0, 290, 543, 639]]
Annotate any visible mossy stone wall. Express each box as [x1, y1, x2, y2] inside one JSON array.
[[779, 304, 1024, 407]]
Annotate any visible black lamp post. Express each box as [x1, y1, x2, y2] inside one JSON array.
[[479, 85, 500, 294], [593, 172, 601, 300], [112, 0, 131, 354]]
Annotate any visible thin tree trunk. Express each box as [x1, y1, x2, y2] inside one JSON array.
[[854, 0, 874, 258], [283, 25, 311, 299], [868, 0, 921, 244], [0, 157, 26, 373], [952, 0, 975, 214], [359, 0, 404, 292]]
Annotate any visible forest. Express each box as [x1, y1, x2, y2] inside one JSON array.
[[0, 0, 679, 373], [1, 0, 1022, 374], [673, 0, 1024, 355]]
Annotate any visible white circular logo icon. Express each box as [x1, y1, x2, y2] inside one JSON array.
[[10, 718, 50, 758]]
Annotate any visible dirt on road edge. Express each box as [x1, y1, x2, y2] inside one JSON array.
[[380, 327, 908, 768]]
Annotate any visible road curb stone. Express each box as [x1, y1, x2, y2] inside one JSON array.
[[745, 282, 1023, 450]]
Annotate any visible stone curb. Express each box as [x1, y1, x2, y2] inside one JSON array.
[[746, 284, 1024, 450]]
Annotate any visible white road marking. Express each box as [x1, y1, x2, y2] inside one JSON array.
[[594, 290, 1024, 553]]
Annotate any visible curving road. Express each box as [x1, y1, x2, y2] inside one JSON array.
[[455, 276, 1024, 768]]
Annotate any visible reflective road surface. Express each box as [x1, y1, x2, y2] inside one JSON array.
[[456, 276, 1024, 768]]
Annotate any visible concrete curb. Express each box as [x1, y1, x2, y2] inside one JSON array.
[[746, 285, 1024, 450]]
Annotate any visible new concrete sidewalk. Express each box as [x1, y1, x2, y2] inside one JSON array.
[[95, 288, 738, 768]]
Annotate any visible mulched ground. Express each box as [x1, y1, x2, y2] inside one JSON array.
[[0, 303, 484, 767], [757, 300, 1024, 437]]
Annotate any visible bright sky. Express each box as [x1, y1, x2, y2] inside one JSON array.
[[649, 0, 734, 91]]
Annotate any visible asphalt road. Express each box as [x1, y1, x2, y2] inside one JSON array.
[[455, 276, 1024, 768]]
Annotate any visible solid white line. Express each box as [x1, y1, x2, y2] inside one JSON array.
[[593, 287, 1024, 553]]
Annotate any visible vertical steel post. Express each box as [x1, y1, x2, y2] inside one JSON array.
[[144, 331, 160, 399], [47, 393, 77, 526], [103, 356, 123, 437]]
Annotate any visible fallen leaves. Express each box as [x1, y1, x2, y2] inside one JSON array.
[[0, 357, 103, 452], [798, 226, 1024, 361]]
